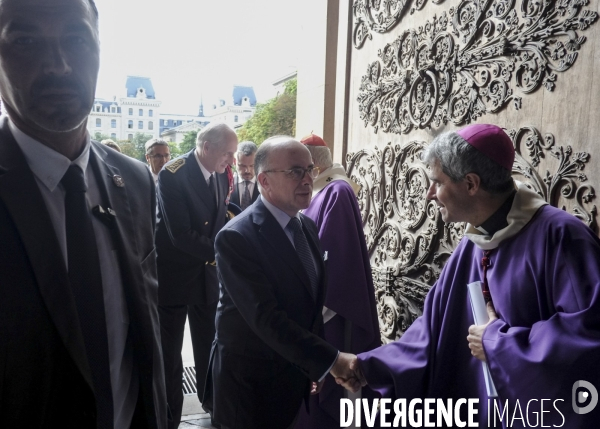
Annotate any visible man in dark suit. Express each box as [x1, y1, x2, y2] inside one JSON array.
[[155, 122, 238, 428], [0, 0, 167, 427], [230, 141, 260, 210], [205, 137, 357, 429]]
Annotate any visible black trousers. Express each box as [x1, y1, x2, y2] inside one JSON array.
[[159, 302, 217, 429]]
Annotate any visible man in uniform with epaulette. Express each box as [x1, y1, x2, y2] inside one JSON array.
[[155, 122, 238, 429]]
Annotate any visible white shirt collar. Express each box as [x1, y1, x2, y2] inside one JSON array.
[[261, 197, 300, 230], [9, 119, 91, 192], [237, 175, 256, 185], [194, 148, 213, 182]]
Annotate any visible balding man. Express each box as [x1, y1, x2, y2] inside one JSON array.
[[0, 0, 167, 427], [155, 122, 237, 428], [204, 136, 357, 429]]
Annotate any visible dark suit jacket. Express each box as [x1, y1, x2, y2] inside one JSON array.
[[155, 150, 230, 306], [229, 175, 259, 209], [206, 197, 338, 428], [0, 117, 167, 428]]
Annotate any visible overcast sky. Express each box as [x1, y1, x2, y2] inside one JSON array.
[[95, 0, 301, 114]]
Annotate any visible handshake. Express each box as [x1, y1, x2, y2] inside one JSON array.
[[330, 352, 367, 393]]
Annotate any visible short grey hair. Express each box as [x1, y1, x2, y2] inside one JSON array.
[[237, 141, 258, 158], [423, 131, 513, 194], [306, 146, 332, 170], [255, 135, 296, 175], [145, 138, 169, 154], [196, 122, 235, 150]]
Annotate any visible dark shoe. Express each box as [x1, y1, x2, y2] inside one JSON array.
[[210, 417, 221, 429]]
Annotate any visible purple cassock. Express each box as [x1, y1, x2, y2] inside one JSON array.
[[296, 178, 381, 428], [358, 187, 600, 428]]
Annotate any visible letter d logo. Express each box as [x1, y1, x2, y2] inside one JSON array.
[[572, 380, 598, 414]]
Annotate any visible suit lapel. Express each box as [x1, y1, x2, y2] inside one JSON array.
[[230, 176, 240, 206], [185, 150, 216, 213], [301, 214, 327, 305], [89, 143, 142, 279], [254, 199, 316, 299], [0, 118, 92, 387], [214, 172, 229, 231]]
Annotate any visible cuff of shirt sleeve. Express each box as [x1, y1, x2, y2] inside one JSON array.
[[319, 350, 340, 382]]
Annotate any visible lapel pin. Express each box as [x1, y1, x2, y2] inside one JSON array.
[[112, 175, 125, 187], [323, 251, 328, 261]]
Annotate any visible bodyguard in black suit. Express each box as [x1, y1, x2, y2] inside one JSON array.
[[0, 0, 167, 427], [155, 123, 238, 428], [204, 137, 358, 429], [229, 141, 259, 210]]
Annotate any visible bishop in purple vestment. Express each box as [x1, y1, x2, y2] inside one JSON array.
[[338, 124, 600, 428], [296, 134, 381, 428]]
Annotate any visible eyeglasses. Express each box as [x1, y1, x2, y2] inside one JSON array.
[[149, 154, 171, 160], [264, 166, 320, 181]]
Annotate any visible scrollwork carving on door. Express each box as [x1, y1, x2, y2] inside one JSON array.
[[348, 126, 596, 342], [356, 0, 598, 134]]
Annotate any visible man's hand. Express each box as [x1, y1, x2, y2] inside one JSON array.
[[467, 301, 498, 362], [330, 352, 366, 393], [310, 379, 325, 395]]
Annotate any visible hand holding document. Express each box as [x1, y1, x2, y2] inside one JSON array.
[[467, 281, 498, 397]]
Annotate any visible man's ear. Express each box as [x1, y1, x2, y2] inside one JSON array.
[[464, 173, 481, 195], [257, 171, 269, 191]]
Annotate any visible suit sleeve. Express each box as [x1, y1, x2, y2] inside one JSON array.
[[215, 227, 339, 381], [157, 167, 215, 261]]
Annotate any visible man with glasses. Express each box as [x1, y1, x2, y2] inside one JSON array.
[[155, 122, 237, 428], [203, 136, 357, 429], [145, 138, 171, 184]]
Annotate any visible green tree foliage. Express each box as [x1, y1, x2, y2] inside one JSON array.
[[92, 132, 112, 142], [119, 132, 154, 162], [168, 141, 182, 159], [179, 130, 198, 154], [237, 78, 297, 144]]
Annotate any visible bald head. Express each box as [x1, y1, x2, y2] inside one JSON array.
[[255, 136, 310, 175], [255, 136, 315, 217]]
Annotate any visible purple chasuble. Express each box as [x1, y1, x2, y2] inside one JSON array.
[[358, 204, 600, 428], [296, 179, 381, 428]]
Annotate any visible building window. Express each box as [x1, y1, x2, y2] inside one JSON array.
[[110, 106, 116, 113], [111, 119, 116, 128], [149, 109, 153, 117], [128, 120, 133, 129], [128, 134, 133, 140], [139, 109, 143, 116], [234, 115, 239, 122], [138, 121, 143, 129], [148, 121, 153, 130], [111, 133, 116, 139], [160, 119, 164, 126], [128, 108, 133, 115], [96, 118, 101, 127], [95, 106, 100, 112]]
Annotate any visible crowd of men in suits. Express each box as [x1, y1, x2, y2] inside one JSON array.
[[5, 1, 600, 429]]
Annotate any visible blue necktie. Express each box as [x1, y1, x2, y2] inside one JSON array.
[[288, 217, 319, 300]]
